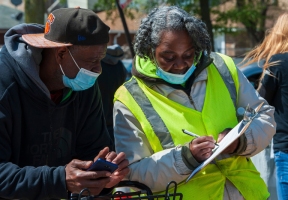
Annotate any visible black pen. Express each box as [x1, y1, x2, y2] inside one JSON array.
[[182, 129, 219, 146]]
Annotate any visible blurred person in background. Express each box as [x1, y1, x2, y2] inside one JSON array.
[[242, 12, 288, 200], [98, 44, 127, 142]]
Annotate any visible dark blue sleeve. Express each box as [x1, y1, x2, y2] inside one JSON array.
[[0, 163, 67, 199]]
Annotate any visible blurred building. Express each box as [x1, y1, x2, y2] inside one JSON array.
[[97, 9, 144, 58]]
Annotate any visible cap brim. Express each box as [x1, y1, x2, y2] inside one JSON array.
[[22, 33, 72, 48]]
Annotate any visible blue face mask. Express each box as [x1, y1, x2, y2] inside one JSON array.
[[155, 51, 202, 85], [59, 50, 100, 91]]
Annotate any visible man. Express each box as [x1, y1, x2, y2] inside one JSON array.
[[98, 44, 127, 142], [0, 7, 129, 199]]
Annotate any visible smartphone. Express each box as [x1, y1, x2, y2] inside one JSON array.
[[86, 158, 118, 173]]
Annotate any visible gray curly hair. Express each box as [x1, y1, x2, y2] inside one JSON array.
[[134, 6, 211, 60]]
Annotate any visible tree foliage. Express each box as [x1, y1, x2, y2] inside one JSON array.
[[213, 0, 276, 47], [95, 0, 278, 49]]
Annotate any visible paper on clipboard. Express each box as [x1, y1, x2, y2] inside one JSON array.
[[185, 102, 264, 183]]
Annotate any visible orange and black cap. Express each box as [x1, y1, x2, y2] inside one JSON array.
[[22, 7, 110, 48]]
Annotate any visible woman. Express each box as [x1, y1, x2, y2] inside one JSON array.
[[114, 6, 276, 200], [242, 12, 288, 200]]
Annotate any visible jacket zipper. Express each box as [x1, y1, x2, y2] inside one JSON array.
[[188, 95, 196, 109]]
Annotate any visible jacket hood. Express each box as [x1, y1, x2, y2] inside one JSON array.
[[3, 23, 50, 97], [134, 56, 160, 78]]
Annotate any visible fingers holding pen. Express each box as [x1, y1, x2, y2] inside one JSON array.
[[189, 136, 217, 162], [192, 135, 217, 148]]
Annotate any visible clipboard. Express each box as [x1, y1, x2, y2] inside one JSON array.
[[185, 102, 264, 183]]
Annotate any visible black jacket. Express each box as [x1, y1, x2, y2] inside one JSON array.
[[0, 24, 113, 199], [98, 53, 127, 142], [258, 53, 288, 152]]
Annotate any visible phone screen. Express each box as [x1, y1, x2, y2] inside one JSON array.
[[87, 158, 118, 173]]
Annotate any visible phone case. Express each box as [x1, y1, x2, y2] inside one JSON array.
[[87, 158, 118, 173]]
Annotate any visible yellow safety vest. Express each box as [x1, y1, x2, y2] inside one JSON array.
[[114, 53, 269, 200]]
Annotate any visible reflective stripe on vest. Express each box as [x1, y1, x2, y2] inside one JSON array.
[[119, 78, 175, 150], [114, 53, 269, 199], [210, 52, 239, 108]]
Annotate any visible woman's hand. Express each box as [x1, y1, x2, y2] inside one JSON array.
[[189, 136, 217, 162], [217, 128, 239, 154]]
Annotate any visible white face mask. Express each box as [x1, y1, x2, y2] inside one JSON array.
[[59, 50, 100, 91], [155, 51, 202, 84]]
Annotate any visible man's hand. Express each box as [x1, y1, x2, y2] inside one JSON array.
[[189, 136, 217, 162], [217, 128, 239, 154], [65, 159, 111, 195], [104, 152, 129, 188], [65, 147, 129, 195], [95, 147, 129, 188]]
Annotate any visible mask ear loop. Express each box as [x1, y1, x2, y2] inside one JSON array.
[[68, 49, 81, 70], [59, 64, 66, 76]]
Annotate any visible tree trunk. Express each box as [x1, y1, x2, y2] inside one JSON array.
[[25, 0, 45, 24], [199, 0, 214, 51]]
